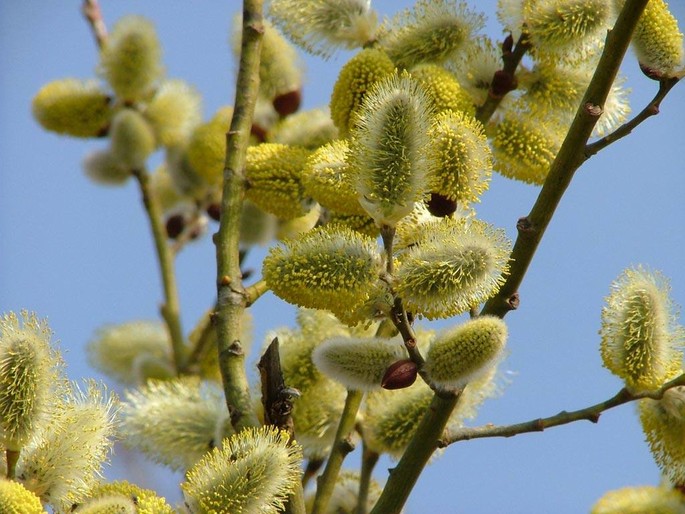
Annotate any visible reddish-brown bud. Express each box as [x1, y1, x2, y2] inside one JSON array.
[[502, 34, 514, 54], [273, 89, 302, 117], [206, 203, 221, 221], [381, 359, 418, 390], [251, 123, 268, 142], [426, 192, 457, 217], [165, 213, 185, 239]]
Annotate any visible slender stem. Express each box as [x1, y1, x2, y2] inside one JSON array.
[[369, 392, 461, 514], [5, 449, 19, 479], [369, 4, 650, 513], [81, 0, 107, 49], [480, 0, 650, 319], [311, 390, 364, 514], [356, 442, 380, 514], [132, 169, 187, 371], [181, 308, 215, 374], [214, 0, 264, 432], [244, 278, 269, 306], [441, 372, 685, 446], [584, 77, 680, 159]]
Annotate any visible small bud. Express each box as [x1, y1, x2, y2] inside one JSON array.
[[591, 484, 685, 514], [165, 213, 186, 239], [144, 80, 202, 148], [329, 48, 395, 137], [32, 79, 112, 138], [122, 378, 233, 471], [268, 0, 378, 58], [0, 479, 43, 514], [313, 337, 407, 391], [502, 33, 514, 54], [245, 143, 311, 220], [600, 267, 683, 393], [395, 217, 511, 319], [273, 89, 302, 117], [181, 427, 303, 514], [263, 225, 382, 315], [98, 15, 163, 102], [426, 193, 458, 217], [109, 109, 157, 171], [206, 203, 221, 221], [424, 316, 508, 390], [351, 72, 434, 227], [378, 0, 484, 69], [0, 311, 61, 451], [381, 359, 419, 390]]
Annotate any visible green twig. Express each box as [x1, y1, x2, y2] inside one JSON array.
[[81, 0, 107, 49], [369, 3, 651, 512], [311, 389, 364, 514], [245, 278, 269, 306], [356, 441, 380, 514], [369, 392, 461, 514], [441, 372, 685, 446], [132, 168, 187, 371], [584, 77, 680, 159], [480, 0, 650, 319], [214, 0, 264, 432]]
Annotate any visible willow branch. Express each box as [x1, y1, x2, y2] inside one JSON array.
[[475, 33, 531, 125], [132, 169, 187, 371], [311, 389, 364, 514], [480, 0, 650, 319], [214, 0, 264, 432], [356, 441, 380, 514], [441, 372, 685, 446], [81, 0, 107, 49], [370, 4, 650, 513], [584, 77, 680, 159], [369, 392, 461, 514], [244, 278, 269, 306]]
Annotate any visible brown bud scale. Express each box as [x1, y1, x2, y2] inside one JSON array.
[[382, 359, 418, 390]]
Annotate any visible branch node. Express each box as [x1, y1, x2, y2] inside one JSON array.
[[507, 292, 520, 310], [516, 216, 535, 234], [584, 102, 603, 117]]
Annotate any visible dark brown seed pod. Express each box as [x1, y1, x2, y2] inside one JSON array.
[[381, 359, 418, 390]]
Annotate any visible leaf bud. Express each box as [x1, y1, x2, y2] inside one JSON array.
[[98, 15, 163, 102], [32, 79, 112, 138]]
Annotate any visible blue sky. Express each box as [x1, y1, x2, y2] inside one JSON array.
[[1, 1, 684, 513]]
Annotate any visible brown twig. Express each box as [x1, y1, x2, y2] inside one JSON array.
[[82, 0, 107, 49], [584, 77, 680, 159], [440, 372, 685, 447]]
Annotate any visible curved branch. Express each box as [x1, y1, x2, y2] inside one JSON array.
[[584, 77, 680, 159], [440, 372, 685, 447]]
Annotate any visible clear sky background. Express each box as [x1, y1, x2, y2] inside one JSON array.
[[1, 1, 684, 513]]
